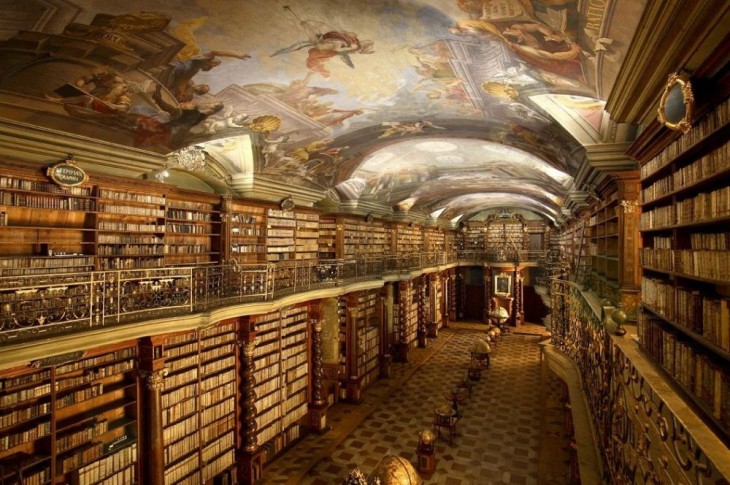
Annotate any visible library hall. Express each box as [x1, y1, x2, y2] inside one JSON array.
[[0, 1, 729, 484]]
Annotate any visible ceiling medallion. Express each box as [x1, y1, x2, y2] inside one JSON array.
[[169, 145, 207, 171]]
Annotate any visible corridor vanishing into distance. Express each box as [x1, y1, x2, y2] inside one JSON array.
[[260, 322, 574, 485]]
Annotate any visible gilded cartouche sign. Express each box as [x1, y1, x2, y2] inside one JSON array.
[[47, 155, 88, 188]]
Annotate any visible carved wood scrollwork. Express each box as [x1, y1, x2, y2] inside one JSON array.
[[550, 278, 729, 485]]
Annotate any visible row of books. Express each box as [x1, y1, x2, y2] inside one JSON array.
[[98, 190, 164, 206], [76, 443, 137, 485], [99, 205, 163, 217], [643, 278, 730, 350], [640, 98, 730, 179], [0, 176, 91, 196], [0, 192, 95, 211], [166, 210, 215, 222], [638, 315, 730, 429]]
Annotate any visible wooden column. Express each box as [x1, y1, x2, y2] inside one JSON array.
[[614, 171, 641, 320], [309, 304, 328, 432], [238, 322, 263, 484], [138, 336, 167, 485], [395, 281, 410, 362], [417, 277, 427, 347]]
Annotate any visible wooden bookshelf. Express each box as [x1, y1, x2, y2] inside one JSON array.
[[395, 224, 423, 255], [165, 190, 222, 267], [343, 217, 388, 259], [250, 305, 310, 466], [485, 216, 528, 254], [225, 200, 266, 265], [265, 209, 296, 263], [633, 93, 730, 440], [0, 168, 96, 277], [96, 185, 167, 271], [588, 191, 620, 303], [294, 212, 319, 261], [0, 342, 140, 485], [318, 215, 338, 260], [54, 344, 139, 485], [340, 290, 381, 401], [462, 223, 484, 253], [161, 329, 199, 485]]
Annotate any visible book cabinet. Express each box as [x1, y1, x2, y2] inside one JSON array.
[[0, 343, 139, 485], [164, 190, 222, 267], [160, 321, 238, 485], [250, 305, 310, 464], [339, 290, 381, 402], [0, 166, 96, 277], [633, 95, 730, 440]]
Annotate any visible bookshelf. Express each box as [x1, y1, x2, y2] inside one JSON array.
[[265, 209, 296, 263], [318, 215, 338, 259], [0, 343, 140, 485], [340, 291, 381, 401], [294, 212, 319, 261], [165, 190, 222, 267], [0, 366, 53, 484], [160, 321, 238, 484], [0, 168, 96, 277], [588, 191, 620, 303], [250, 305, 310, 466], [343, 217, 388, 259], [462, 223, 484, 253], [395, 224, 423, 255], [394, 281, 418, 362], [423, 227, 445, 255], [198, 322, 237, 482], [633, 94, 730, 440], [225, 200, 266, 264], [54, 345, 139, 485], [161, 329, 199, 485], [485, 217, 527, 254], [96, 185, 167, 270]]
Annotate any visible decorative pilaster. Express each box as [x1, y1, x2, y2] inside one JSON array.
[[395, 281, 410, 362], [139, 368, 168, 485], [417, 278, 427, 348], [614, 171, 641, 320], [309, 316, 329, 432]]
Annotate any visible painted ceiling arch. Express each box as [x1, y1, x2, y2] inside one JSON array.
[[0, 0, 648, 224]]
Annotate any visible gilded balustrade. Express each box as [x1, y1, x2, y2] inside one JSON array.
[[550, 278, 730, 484]]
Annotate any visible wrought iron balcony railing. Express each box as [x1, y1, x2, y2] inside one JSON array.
[[0, 250, 546, 345], [549, 278, 730, 484]]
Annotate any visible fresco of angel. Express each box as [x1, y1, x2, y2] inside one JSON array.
[[378, 121, 446, 139], [270, 5, 374, 78]]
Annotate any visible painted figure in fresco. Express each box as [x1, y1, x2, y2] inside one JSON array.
[[162, 50, 251, 102], [271, 6, 374, 78], [378, 121, 446, 139], [450, 18, 583, 82]]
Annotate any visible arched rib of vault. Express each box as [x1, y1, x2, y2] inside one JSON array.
[[437, 193, 561, 224]]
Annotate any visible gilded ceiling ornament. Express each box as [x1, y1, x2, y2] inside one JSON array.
[[247, 115, 282, 134]]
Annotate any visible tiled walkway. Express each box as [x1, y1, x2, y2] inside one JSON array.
[[260, 322, 573, 484]]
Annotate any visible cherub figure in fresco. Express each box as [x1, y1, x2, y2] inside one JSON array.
[[270, 5, 374, 78], [378, 121, 446, 139]]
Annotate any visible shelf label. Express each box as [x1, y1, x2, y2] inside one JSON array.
[[47, 155, 88, 188]]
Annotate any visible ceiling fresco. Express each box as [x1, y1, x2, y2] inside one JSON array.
[[0, 0, 647, 224]]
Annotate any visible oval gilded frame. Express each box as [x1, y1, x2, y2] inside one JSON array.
[[657, 72, 694, 133]]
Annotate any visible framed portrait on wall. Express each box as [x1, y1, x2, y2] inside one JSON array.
[[494, 273, 511, 296]]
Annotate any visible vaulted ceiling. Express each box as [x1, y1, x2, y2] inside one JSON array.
[[0, 0, 654, 224]]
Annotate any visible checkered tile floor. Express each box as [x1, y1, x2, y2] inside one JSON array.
[[259, 322, 572, 484]]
